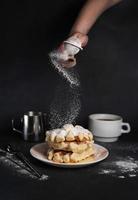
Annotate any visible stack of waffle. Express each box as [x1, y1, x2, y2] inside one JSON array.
[[45, 124, 95, 163]]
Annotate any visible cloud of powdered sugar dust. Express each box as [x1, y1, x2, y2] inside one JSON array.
[[49, 82, 81, 129], [49, 51, 80, 87]]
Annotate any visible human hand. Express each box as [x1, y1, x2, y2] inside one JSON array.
[[49, 33, 88, 68]]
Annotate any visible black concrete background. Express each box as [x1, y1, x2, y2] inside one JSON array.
[[1, 0, 138, 140], [0, 1, 138, 199]]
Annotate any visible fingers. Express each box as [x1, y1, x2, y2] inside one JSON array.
[[50, 32, 88, 69], [69, 32, 88, 47], [60, 57, 76, 68], [57, 42, 65, 53], [64, 43, 80, 55], [54, 42, 77, 68]]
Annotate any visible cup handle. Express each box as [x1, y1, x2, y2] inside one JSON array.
[[12, 118, 23, 134], [121, 122, 131, 133]]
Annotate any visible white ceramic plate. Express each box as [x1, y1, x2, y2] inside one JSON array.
[[30, 143, 109, 168]]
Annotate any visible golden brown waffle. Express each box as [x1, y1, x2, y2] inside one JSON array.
[[46, 124, 93, 143], [47, 147, 95, 163], [48, 140, 94, 153], [46, 124, 94, 163]]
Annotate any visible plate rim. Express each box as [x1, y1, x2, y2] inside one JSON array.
[[30, 142, 109, 168]]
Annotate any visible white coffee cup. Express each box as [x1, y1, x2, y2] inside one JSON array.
[[88, 114, 131, 142]]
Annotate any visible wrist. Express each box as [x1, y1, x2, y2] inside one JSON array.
[[68, 32, 88, 47]]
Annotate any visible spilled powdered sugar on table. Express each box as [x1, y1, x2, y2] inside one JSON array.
[[0, 148, 48, 181], [99, 156, 138, 178], [97, 142, 138, 179]]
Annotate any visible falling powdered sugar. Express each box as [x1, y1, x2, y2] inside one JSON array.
[[49, 84, 81, 129], [49, 51, 80, 87], [48, 42, 82, 129]]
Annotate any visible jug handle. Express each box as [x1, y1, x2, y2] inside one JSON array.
[[12, 118, 23, 134]]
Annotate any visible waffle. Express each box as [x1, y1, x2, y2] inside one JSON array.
[[45, 124, 94, 163], [47, 147, 95, 163], [46, 124, 93, 143], [48, 140, 93, 153]]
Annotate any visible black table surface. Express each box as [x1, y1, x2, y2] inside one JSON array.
[[0, 133, 138, 200]]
